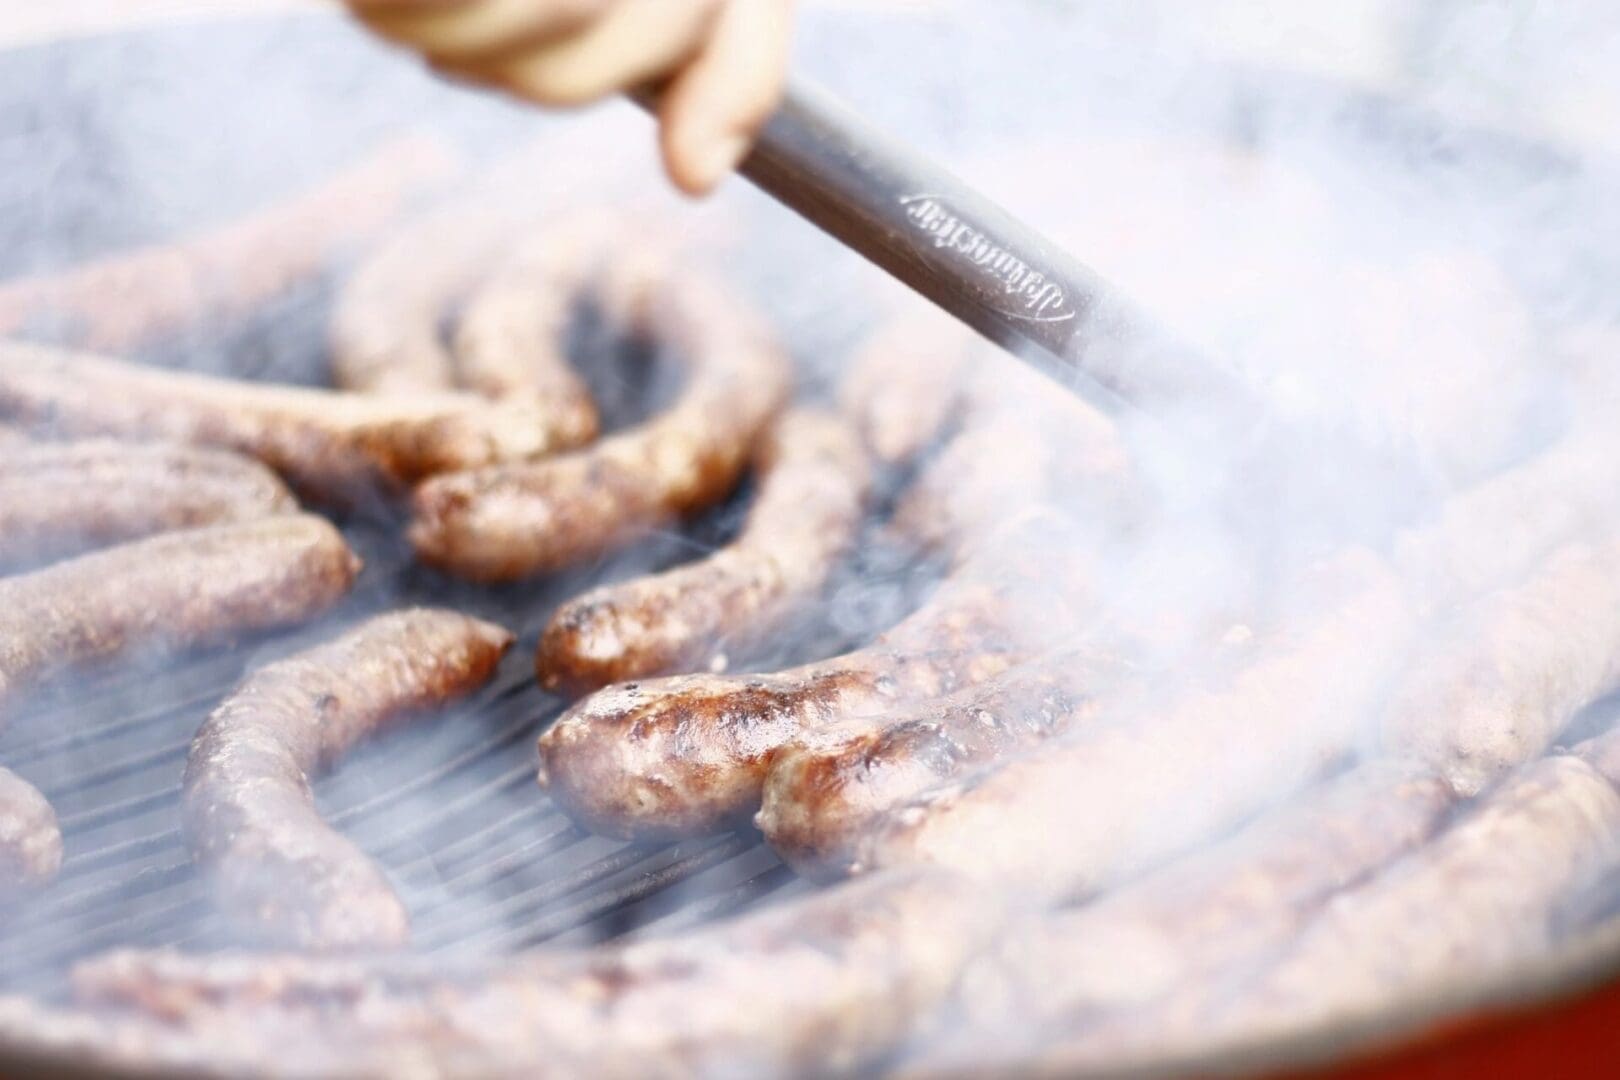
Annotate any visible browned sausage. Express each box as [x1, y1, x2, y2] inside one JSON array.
[[0, 137, 456, 351], [537, 407, 871, 696], [410, 265, 792, 580], [0, 515, 359, 717], [0, 344, 566, 504], [536, 512, 1102, 841], [536, 575, 1025, 840], [0, 441, 296, 570], [44, 868, 1006, 1079], [847, 550, 1415, 902], [0, 766, 60, 893], [758, 649, 1127, 879], [185, 608, 512, 949]]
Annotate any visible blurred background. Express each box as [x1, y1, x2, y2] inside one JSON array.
[[1, 0, 1613, 157]]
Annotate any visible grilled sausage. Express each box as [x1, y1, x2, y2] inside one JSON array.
[[329, 204, 513, 394], [0, 441, 296, 570], [409, 266, 792, 580], [449, 214, 614, 428], [916, 761, 1455, 1072], [836, 312, 974, 467], [537, 576, 1025, 840], [0, 766, 60, 892], [1381, 534, 1620, 796], [0, 344, 565, 504], [185, 609, 512, 949], [531, 364, 1123, 839], [848, 550, 1415, 901], [758, 650, 1126, 879], [0, 515, 359, 717], [537, 408, 871, 696], [537, 511, 1103, 840], [1123, 753, 1620, 1068], [49, 868, 1006, 1079], [0, 137, 455, 351], [1394, 423, 1620, 605]]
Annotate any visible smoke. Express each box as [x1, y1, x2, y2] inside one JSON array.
[[1, 0, 1619, 1073]]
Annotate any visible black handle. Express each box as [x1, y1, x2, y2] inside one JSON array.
[[736, 80, 1265, 432]]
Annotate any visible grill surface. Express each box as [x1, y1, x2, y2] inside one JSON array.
[[2, 0, 1617, 1038]]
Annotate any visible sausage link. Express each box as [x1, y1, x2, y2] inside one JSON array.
[[0, 137, 456, 351], [1134, 754, 1620, 1068], [185, 609, 512, 949], [329, 204, 513, 394], [0, 766, 60, 893], [0, 441, 296, 570], [410, 267, 791, 580], [0, 515, 360, 717], [537, 408, 871, 696], [51, 868, 1006, 1079], [1381, 534, 1620, 795], [537, 577, 1027, 840], [918, 761, 1454, 1072], [849, 551, 1415, 901], [759, 649, 1125, 879], [836, 311, 974, 467], [449, 212, 615, 430], [0, 344, 564, 504]]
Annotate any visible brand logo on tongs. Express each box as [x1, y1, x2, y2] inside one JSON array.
[[899, 194, 1076, 323]]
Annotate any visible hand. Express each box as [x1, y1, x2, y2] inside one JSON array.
[[346, 0, 796, 195]]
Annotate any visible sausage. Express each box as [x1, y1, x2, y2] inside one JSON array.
[[0, 515, 359, 717], [847, 550, 1416, 902], [0, 137, 456, 351], [329, 204, 514, 394], [884, 368, 1133, 556], [1125, 753, 1620, 1068], [915, 761, 1455, 1072], [1381, 534, 1620, 796], [328, 123, 647, 397], [0, 343, 566, 504], [449, 213, 615, 425], [530, 363, 1124, 838], [758, 650, 1127, 879], [1394, 423, 1620, 605], [536, 511, 1103, 841], [46, 868, 1006, 1079], [0, 766, 60, 892], [184, 608, 512, 949], [409, 266, 792, 580], [537, 576, 1026, 840], [0, 440, 296, 570], [836, 311, 975, 467], [537, 408, 871, 696]]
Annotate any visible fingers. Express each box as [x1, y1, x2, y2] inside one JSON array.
[[346, 0, 794, 194], [658, 0, 795, 194], [480, 0, 724, 106], [354, 0, 610, 61]]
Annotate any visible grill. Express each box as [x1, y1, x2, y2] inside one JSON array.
[[2, 4, 1620, 1073]]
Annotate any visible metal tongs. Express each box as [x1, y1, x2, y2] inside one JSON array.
[[724, 80, 1268, 436]]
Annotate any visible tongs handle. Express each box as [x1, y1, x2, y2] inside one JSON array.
[[734, 80, 1262, 427]]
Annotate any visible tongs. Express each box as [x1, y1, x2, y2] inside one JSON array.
[[722, 80, 1265, 432]]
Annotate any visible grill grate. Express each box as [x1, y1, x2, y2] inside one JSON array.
[[0, 568, 801, 998]]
